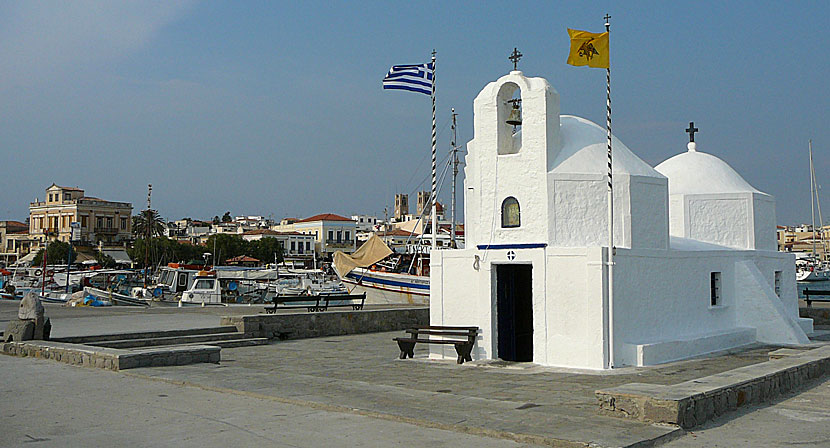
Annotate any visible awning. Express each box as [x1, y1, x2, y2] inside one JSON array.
[[333, 234, 393, 278], [75, 252, 97, 263], [103, 249, 132, 264]]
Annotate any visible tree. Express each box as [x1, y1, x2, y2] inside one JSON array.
[[221, 211, 232, 223], [212, 215, 220, 224], [204, 233, 245, 265], [32, 241, 75, 266], [133, 209, 165, 239], [95, 251, 117, 268], [248, 238, 284, 265]]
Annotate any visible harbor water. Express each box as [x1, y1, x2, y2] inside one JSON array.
[[797, 280, 830, 299]]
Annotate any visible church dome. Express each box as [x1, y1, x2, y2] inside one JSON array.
[[655, 143, 761, 195], [550, 115, 664, 178]]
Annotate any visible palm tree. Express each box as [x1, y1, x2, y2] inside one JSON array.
[[133, 209, 165, 239]]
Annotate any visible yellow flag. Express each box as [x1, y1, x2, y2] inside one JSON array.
[[567, 28, 609, 68]]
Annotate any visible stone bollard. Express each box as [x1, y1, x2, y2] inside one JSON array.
[[4, 293, 50, 342]]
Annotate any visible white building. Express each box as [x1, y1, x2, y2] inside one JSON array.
[[352, 214, 380, 232], [429, 69, 811, 370], [272, 213, 357, 259], [241, 229, 315, 264]]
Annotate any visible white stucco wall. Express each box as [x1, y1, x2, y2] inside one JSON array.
[[431, 246, 608, 370], [611, 247, 804, 366], [466, 72, 559, 249], [752, 195, 777, 251], [688, 195, 750, 248]]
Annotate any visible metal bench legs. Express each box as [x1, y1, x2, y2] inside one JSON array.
[[397, 340, 416, 359], [454, 342, 473, 364]]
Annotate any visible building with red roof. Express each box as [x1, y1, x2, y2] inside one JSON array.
[[271, 213, 357, 260]]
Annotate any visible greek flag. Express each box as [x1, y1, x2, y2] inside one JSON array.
[[382, 63, 434, 95]]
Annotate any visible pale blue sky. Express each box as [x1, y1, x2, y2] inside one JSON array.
[[1, 1, 828, 224]]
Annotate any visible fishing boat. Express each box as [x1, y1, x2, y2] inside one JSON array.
[[334, 234, 431, 305]]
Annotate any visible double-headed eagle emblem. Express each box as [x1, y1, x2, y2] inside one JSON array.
[[578, 39, 599, 61]]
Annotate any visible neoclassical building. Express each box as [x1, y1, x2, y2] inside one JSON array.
[[29, 184, 133, 248]]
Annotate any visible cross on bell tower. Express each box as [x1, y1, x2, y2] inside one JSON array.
[[509, 47, 522, 71], [686, 122, 699, 142]]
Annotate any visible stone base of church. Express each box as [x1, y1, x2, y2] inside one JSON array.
[[797, 317, 814, 335], [621, 327, 756, 367]]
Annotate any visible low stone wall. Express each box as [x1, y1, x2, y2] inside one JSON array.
[[800, 306, 830, 326], [596, 345, 830, 429], [1, 340, 220, 371], [221, 307, 429, 340]]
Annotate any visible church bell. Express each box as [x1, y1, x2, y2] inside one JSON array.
[[506, 100, 522, 126]]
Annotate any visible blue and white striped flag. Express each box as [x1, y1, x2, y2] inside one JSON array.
[[382, 63, 434, 95]]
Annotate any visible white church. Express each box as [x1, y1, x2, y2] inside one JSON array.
[[429, 69, 813, 369]]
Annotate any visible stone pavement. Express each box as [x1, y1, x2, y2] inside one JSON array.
[[3, 300, 829, 446], [663, 379, 830, 447], [127, 331, 784, 447], [0, 355, 535, 448]]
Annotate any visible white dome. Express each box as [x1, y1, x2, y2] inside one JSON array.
[[655, 149, 761, 195], [550, 116, 664, 178]]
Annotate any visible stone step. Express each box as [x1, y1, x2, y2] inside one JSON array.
[[88, 332, 248, 349], [53, 326, 239, 344], [145, 338, 271, 349]]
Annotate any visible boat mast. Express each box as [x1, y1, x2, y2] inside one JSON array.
[[810, 139, 826, 261], [810, 141, 816, 259], [143, 184, 152, 288], [450, 108, 458, 249], [429, 50, 438, 251]]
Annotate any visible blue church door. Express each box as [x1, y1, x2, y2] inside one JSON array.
[[496, 264, 533, 362]]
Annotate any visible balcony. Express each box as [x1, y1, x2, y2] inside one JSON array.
[[31, 229, 61, 236], [324, 240, 354, 249], [95, 227, 119, 235]]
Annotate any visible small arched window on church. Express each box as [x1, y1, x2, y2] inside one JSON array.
[[501, 197, 520, 228]]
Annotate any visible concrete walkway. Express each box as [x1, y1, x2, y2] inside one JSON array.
[[127, 331, 784, 447], [4, 302, 829, 446], [0, 355, 536, 448]]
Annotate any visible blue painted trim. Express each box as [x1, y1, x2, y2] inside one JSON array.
[[345, 272, 430, 290], [476, 243, 548, 250]]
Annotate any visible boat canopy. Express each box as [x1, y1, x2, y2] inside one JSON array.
[[212, 267, 280, 281], [333, 234, 393, 278]]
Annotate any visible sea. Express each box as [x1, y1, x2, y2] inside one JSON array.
[[797, 280, 830, 299]]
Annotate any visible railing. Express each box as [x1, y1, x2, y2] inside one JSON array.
[[324, 240, 354, 248]]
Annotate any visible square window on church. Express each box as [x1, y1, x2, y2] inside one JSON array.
[[710, 272, 721, 307]]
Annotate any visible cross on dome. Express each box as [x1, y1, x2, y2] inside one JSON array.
[[686, 122, 699, 142], [686, 122, 699, 152]]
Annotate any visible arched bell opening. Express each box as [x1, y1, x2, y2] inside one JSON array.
[[497, 82, 522, 155]]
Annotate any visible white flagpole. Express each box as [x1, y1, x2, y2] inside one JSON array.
[[604, 15, 615, 369], [430, 50, 438, 250]]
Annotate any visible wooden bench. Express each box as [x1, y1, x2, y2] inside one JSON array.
[[393, 326, 478, 364], [264, 292, 366, 313], [802, 288, 830, 307]]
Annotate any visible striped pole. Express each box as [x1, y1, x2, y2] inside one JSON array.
[[430, 50, 438, 250], [604, 15, 615, 369]]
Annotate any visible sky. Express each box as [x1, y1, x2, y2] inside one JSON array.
[[1, 1, 828, 225]]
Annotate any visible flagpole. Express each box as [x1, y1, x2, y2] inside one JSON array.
[[604, 14, 615, 369], [430, 50, 438, 251]]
